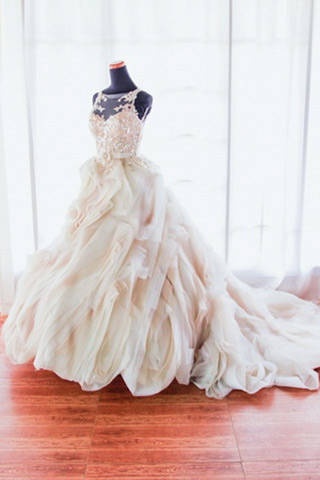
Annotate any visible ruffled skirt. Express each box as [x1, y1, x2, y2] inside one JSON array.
[[2, 154, 320, 399]]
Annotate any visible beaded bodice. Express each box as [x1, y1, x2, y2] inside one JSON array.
[[89, 87, 149, 171]]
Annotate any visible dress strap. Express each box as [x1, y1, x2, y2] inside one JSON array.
[[92, 90, 105, 113], [121, 87, 141, 104]]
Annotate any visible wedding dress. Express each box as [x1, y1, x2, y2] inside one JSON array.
[[2, 87, 320, 400]]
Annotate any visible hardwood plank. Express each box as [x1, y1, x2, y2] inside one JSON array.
[[0, 382, 99, 396], [0, 448, 87, 479], [0, 394, 98, 408], [0, 477, 84, 480], [227, 385, 320, 415], [0, 425, 92, 449], [89, 423, 240, 464], [96, 402, 229, 424], [231, 420, 320, 461], [85, 461, 245, 479], [0, 448, 87, 463], [244, 459, 320, 479], [0, 368, 80, 385], [0, 383, 100, 407], [228, 386, 320, 461], [0, 404, 97, 425], [89, 447, 240, 464], [0, 462, 86, 478], [92, 424, 236, 448]]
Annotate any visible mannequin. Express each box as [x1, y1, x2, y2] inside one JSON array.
[[92, 60, 153, 121]]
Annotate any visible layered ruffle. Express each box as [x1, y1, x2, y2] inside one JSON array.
[[2, 154, 320, 399]]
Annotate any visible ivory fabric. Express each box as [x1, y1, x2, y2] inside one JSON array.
[[2, 88, 320, 399]]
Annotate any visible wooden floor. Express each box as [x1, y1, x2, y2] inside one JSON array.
[[1, 316, 320, 479]]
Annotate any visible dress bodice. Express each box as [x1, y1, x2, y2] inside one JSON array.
[[89, 87, 149, 172]]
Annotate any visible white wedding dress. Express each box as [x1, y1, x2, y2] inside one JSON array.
[[2, 87, 320, 400]]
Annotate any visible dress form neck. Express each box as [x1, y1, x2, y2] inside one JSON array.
[[106, 61, 137, 94]]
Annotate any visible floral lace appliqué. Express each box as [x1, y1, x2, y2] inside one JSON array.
[[88, 88, 149, 173]]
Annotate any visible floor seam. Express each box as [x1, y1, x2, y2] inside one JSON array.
[[226, 398, 246, 479]]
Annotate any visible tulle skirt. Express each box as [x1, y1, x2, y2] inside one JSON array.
[[2, 154, 320, 399]]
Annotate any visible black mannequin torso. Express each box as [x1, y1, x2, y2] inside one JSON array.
[[92, 61, 153, 122]]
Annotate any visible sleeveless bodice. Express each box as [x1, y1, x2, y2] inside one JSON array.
[[89, 87, 149, 172]]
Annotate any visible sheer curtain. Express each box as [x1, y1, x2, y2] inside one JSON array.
[[1, 0, 319, 314]]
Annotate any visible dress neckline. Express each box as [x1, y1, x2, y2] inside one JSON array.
[[102, 87, 140, 98]]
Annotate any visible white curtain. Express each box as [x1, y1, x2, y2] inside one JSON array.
[[1, 0, 319, 315]]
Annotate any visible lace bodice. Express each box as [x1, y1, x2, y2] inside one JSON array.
[[89, 87, 149, 172]]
